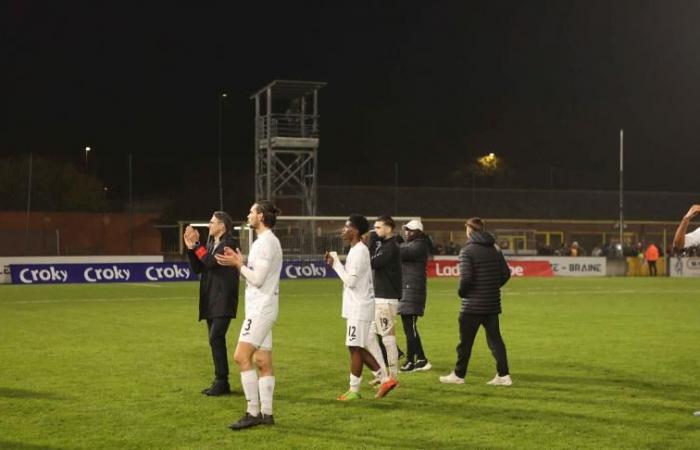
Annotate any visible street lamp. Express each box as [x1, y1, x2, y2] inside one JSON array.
[[84, 146, 91, 172], [218, 92, 227, 210], [477, 152, 498, 171]]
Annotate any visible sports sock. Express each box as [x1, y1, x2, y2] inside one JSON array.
[[383, 335, 399, 378], [240, 370, 260, 416], [366, 330, 388, 375], [258, 376, 275, 415], [349, 374, 362, 393], [372, 367, 389, 383]]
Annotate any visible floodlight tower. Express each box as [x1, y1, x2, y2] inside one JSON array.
[[251, 80, 327, 215]]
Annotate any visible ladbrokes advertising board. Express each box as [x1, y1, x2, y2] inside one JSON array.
[[428, 256, 606, 277], [428, 260, 554, 277]]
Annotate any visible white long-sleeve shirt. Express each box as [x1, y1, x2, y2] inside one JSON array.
[[241, 229, 283, 321], [685, 227, 700, 248], [332, 241, 375, 321]]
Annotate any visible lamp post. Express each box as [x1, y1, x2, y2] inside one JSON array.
[[85, 146, 91, 172], [218, 93, 227, 210]]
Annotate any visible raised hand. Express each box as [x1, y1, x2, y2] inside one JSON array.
[[684, 205, 700, 221]]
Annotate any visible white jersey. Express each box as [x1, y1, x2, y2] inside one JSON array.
[[333, 241, 375, 321], [243, 229, 283, 321], [685, 227, 700, 248]]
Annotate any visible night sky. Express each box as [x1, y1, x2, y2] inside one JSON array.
[[3, 1, 700, 215]]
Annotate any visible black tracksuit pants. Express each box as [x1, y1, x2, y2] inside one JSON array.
[[206, 317, 231, 381], [401, 314, 427, 362], [454, 313, 509, 378]]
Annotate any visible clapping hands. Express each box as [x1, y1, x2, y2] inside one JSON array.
[[215, 246, 244, 268], [183, 226, 200, 249]]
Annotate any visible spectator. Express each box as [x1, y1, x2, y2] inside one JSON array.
[[645, 242, 659, 276]]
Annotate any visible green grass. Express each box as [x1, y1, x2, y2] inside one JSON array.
[[2, 277, 700, 449]]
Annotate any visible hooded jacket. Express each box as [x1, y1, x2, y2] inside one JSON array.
[[398, 234, 430, 316], [457, 231, 510, 314]]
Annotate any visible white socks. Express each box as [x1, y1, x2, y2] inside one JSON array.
[[258, 376, 275, 416], [383, 335, 399, 379], [240, 370, 260, 416], [366, 331, 388, 376], [349, 374, 362, 393], [242, 371, 276, 416]]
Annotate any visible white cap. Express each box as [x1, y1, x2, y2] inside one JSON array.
[[402, 219, 423, 232]]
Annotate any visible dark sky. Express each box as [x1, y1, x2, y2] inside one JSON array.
[[3, 1, 700, 213]]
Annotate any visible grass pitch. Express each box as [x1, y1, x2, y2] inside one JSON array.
[[2, 277, 700, 449]]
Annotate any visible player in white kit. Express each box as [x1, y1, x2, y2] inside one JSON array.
[[215, 201, 283, 430], [672, 204, 700, 417], [325, 214, 399, 401]]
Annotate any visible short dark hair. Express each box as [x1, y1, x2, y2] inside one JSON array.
[[254, 200, 281, 228], [375, 215, 395, 230], [466, 217, 484, 232], [348, 214, 370, 235], [213, 211, 234, 236]]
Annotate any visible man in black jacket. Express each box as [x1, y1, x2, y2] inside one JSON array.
[[367, 216, 402, 381], [440, 217, 512, 386], [184, 211, 240, 396], [398, 219, 432, 372]]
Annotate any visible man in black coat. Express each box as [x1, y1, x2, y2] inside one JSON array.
[[184, 211, 240, 396], [398, 219, 432, 373], [440, 217, 512, 386]]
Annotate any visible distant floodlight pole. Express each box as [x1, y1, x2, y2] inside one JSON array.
[[218, 92, 227, 210], [25, 152, 33, 254], [128, 153, 134, 254], [394, 162, 399, 215], [619, 129, 624, 254], [85, 146, 91, 172]]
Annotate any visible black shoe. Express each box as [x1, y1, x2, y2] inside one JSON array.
[[228, 413, 262, 430], [260, 414, 275, 426], [201, 381, 216, 395], [206, 380, 231, 396], [413, 359, 432, 371], [399, 361, 415, 373]]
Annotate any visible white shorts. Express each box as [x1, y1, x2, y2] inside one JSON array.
[[238, 316, 275, 350], [345, 319, 372, 348], [371, 303, 398, 337]]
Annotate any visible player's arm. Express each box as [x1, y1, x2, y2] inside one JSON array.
[[457, 247, 473, 298], [498, 251, 511, 287], [215, 247, 271, 287], [240, 259, 271, 288], [673, 205, 700, 249], [330, 253, 359, 288], [371, 240, 396, 269]]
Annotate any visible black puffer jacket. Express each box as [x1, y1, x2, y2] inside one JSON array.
[[398, 235, 430, 316], [369, 234, 403, 299], [458, 231, 510, 314], [187, 234, 240, 321]]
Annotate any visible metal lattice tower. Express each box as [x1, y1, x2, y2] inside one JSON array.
[[251, 80, 326, 215]]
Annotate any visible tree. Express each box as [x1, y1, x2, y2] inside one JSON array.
[[0, 156, 107, 211]]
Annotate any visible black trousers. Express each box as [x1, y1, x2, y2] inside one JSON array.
[[454, 313, 509, 379], [401, 314, 427, 362], [206, 317, 231, 381], [648, 260, 657, 276]]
